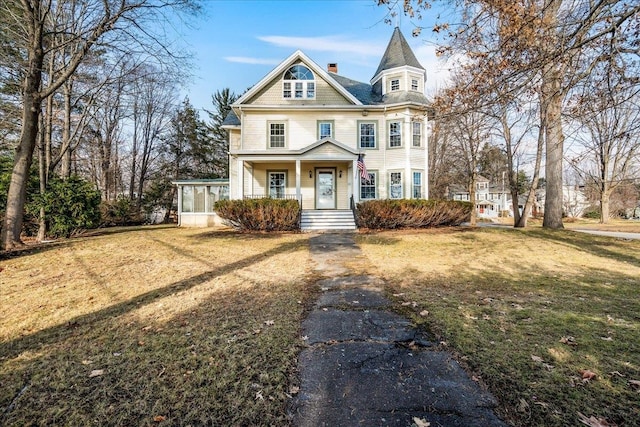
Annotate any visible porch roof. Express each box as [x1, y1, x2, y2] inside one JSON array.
[[230, 137, 360, 161]]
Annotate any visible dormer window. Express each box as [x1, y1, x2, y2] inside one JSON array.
[[411, 79, 419, 91], [283, 65, 315, 99], [390, 79, 400, 91]]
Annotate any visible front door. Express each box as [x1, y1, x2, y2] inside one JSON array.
[[316, 169, 336, 209]]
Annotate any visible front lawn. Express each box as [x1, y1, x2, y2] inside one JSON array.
[[0, 227, 313, 426], [356, 227, 640, 427]]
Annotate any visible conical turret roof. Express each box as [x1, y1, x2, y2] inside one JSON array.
[[373, 27, 425, 79]]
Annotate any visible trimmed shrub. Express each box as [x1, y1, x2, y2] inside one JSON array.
[[214, 198, 300, 231], [32, 176, 102, 238], [356, 199, 472, 229]]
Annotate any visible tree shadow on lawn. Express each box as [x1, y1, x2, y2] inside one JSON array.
[[0, 237, 308, 361], [0, 225, 175, 262], [524, 228, 640, 269]]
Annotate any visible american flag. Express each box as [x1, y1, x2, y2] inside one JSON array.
[[357, 154, 369, 182]]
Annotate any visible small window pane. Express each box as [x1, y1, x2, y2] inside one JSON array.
[[360, 172, 376, 200], [390, 172, 402, 199], [194, 186, 206, 212], [307, 82, 315, 98], [283, 82, 291, 98], [411, 79, 419, 91], [181, 186, 193, 213], [359, 123, 376, 148], [295, 82, 303, 98], [413, 172, 422, 199], [412, 122, 422, 147], [319, 122, 332, 138], [219, 185, 229, 200], [391, 79, 400, 91], [389, 122, 402, 147]]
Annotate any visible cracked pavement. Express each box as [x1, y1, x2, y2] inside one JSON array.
[[290, 233, 507, 427]]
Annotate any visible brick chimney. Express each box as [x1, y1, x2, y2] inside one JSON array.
[[327, 63, 338, 73]]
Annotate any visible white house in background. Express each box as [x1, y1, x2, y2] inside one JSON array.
[[536, 185, 590, 218], [450, 175, 511, 219]]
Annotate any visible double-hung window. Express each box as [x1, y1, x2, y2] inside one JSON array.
[[359, 122, 376, 149], [282, 64, 315, 99], [412, 121, 422, 147], [389, 121, 402, 147], [360, 171, 377, 200], [412, 172, 422, 199], [318, 121, 333, 139], [268, 171, 287, 198], [269, 123, 285, 148], [390, 79, 400, 91], [411, 79, 419, 91], [389, 172, 403, 199]]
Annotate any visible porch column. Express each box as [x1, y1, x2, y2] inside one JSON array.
[[352, 159, 359, 204], [176, 185, 182, 226], [295, 159, 301, 207], [237, 159, 244, 199]]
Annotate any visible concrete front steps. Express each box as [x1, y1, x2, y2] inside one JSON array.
[[300, 210, 357, 232]]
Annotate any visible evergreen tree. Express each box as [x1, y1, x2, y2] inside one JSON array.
[[206, 88, 238, 178]]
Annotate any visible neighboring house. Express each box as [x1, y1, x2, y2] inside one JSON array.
[[450, 176, 511, 219], [536, 185, 590, 218], [222, 28, 430, 214]]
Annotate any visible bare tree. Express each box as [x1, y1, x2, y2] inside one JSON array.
[[569, 79, 640, 222], [0, 0, 199, 250], [382, 0, 640, 229]]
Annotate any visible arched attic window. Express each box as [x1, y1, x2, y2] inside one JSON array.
[[282, 64, 315, 99]]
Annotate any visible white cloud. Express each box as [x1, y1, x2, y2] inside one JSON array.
[[224, 56, 281, 65], [258, 35, 383, 56]]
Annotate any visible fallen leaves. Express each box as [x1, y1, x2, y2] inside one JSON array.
[[580, 369, 597, 383], [412, 416, 431, 427], [560, 336, 578, 346], [152, 415, 166, 423], [88, 369, 104, 378], [577, 412, 617, 427]]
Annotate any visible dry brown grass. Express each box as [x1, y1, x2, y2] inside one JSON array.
[[356, 227, 640, 427], [1, 226, 313, 426]]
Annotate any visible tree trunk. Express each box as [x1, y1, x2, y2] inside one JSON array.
[[542, 63, 565, 229], [2, 91, 43, 250], [600, 187, 611, 224], [61, 82, 73, 179], [1, 15, 45, 250], [37, 114, 47, 242], [468, 175, 477, 227]]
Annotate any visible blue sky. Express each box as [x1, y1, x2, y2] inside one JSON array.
[[176, 0, 451, 113]]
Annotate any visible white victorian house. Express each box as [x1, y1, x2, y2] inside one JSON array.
[[176, 28, 432, 229]]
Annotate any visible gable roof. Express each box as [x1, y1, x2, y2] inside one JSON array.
[[373, 27, 425, 79], [234, 50, 362, 106]]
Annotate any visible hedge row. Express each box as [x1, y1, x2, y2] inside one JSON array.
[[214, 198, 300, 231], [356, 199, 472, 229]]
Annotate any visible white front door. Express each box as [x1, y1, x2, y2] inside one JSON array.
[[316, 169, 336, 209]]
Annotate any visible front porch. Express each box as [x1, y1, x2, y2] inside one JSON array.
[[231, 137, 362, 211]]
